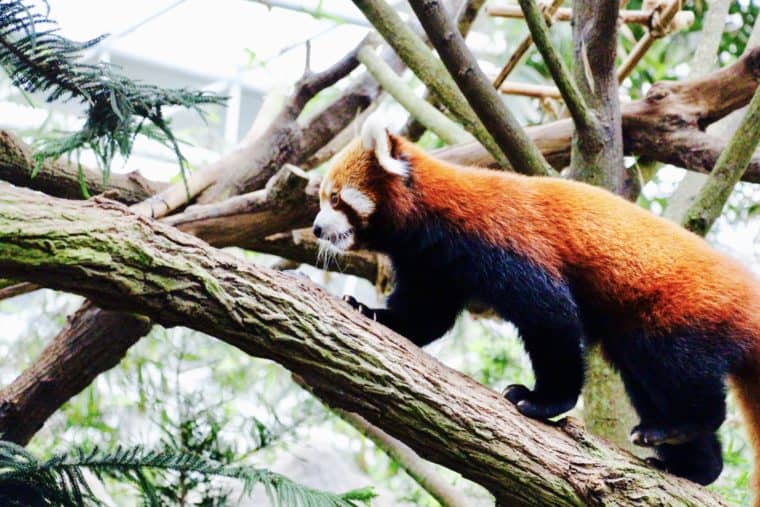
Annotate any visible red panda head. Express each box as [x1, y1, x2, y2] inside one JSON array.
[[312, 116, 416, 253]]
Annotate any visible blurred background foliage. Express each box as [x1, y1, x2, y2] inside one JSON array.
[[1, 0, 759, 505]]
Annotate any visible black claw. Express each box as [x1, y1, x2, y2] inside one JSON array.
[[630, 424, 704, 447], [503, 384, 531, 405], [503, 384, 576, 420], [644, 456, 668, 471]]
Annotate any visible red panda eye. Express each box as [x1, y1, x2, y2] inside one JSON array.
[[330, 192, 339, 206]]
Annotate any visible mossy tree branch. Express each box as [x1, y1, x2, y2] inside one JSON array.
[[681, 86, 760, 235], [407, 0, 556, 176], [350, 0, 513, 168], [0, 183, 726, 506], [402, 0, 487, 140], [357, 44, 472, 145], [516, 0, 598, 135]]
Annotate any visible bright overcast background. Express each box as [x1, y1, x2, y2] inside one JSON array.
[[1, 1, 759, 505]]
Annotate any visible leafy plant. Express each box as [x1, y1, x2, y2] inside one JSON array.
[[0, 440, 375, 507], [0, 0, 226, 187]]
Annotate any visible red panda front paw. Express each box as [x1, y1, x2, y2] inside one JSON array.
[[503, 384, 576, 420], [342, 295, 377, 321]]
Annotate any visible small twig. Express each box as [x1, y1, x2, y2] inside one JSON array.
[[292, 374, 471, 507], [357, 45, 472, 144], [488, 4, 694, 27], [492, 0, 564, 89], [498, 81, 562, 99], [617, 0, 686, 82], [0, 282, 39, 301], [517, 0, 598, 133], [455, 0, 487, 35], [681, 86, 760, 236], [303, 39, 312, 75], [407, 0, 556, 176], [337, 410, 472, 507], [351, 0, 512, 168]]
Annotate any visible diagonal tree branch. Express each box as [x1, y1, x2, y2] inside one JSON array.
[[681, 86, 760, 235], [407, 0, 556, 176], [356, 43, 472, 145], [516, 0, 597, 134], [351, 0, 513, 168], [0, 183, 726, 506]]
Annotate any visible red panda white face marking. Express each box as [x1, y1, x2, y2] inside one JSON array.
[[312, 116, 408, 256], [340, 186, 375, 217]]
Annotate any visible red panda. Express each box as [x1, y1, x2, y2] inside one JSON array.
[[312, 117, 760, 498]]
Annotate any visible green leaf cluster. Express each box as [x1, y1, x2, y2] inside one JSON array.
[[0, 0, 226, 186]]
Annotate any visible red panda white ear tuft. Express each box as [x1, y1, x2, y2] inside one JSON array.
[[360, 115, 409, 177]]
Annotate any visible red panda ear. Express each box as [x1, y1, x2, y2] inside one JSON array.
[[361, 116, 409, 177]]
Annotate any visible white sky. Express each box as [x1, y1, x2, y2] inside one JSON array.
[[49, 0, 371, 90]]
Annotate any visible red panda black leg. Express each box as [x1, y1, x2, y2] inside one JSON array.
[[342, 282, 464, 348], [502, 321, 585, 420]]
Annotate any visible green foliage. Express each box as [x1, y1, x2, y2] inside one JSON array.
[[0, 0, 225, 186], [0, 440, 375, 507]]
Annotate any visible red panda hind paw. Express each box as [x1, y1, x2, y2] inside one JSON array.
[[629, 425, 702, 447]]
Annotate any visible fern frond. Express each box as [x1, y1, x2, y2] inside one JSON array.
[[0, 0, 226, 187], [0, 441, 376, 506]]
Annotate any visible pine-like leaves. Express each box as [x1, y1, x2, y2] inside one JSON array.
[[0, 441, 375, 506], [0, 0, 226, 185]]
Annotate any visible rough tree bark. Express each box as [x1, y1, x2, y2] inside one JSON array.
[[0, 302, 151, 443], [0, 166, 382, 445], [0, 184, 726, 506]]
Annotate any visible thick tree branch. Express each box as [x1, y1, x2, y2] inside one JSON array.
[[408, 0, 556, 176], [164, 165, 319, 247], [0, 301, 151, 444], [569, 0, 637, 450], [0, 131, 165, 205], [0, 184, 726, 506], [0, 166, 381, 445], [402, 0, 486, 140]]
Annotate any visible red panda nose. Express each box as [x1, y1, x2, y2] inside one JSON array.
[[313, 225, 323, 239]]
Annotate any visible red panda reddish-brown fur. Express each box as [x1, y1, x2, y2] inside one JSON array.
[[316, 132, 760, 497]]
